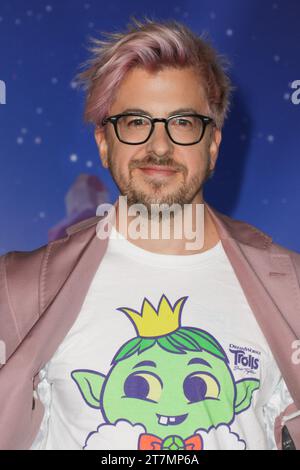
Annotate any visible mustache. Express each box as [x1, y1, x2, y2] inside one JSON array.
[[130, 156, 183, 172]]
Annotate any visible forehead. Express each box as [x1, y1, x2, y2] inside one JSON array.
[[109, 66, 208, 116]]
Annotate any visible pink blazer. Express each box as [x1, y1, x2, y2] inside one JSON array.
[[0, 201, 299, 450]]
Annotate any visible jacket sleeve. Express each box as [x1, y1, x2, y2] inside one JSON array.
[[0, 253, 21, 365], [268, 247, 300, 449], [263, 376, 295, 449], [0, 247, 46, 365], [0, 247, 48, 449]]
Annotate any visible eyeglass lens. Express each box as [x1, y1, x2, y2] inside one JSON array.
[[116, 115, 204, 144]]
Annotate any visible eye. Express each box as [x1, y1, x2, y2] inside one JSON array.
[[127, 117, 148, 127], [183, 372, 220, 403], [172, 118, 193, 127], [123, 372, 162, 403]]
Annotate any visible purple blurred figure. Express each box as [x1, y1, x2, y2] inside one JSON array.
[[48, 173, 109, 241]]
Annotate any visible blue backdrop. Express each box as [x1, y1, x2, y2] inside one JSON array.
[[0, 0, 299, 254]]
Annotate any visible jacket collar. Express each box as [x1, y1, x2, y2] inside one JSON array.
[[205, 203, 272, 249]]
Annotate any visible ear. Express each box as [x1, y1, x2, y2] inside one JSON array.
[[234, 378, 260, 415], [95, 125, 109, 169], [71, 369, 105, 409], [208, 127, 222, 171]]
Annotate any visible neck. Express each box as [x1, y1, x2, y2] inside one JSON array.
[[112, 195, 220, 255]]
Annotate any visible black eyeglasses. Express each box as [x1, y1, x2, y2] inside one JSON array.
[[101, 112, 215, 146]]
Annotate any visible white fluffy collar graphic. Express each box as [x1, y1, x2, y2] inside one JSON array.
[[84, 420, 246, 450]]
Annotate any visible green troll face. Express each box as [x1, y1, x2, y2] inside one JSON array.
[[71, 295, 260, 447]]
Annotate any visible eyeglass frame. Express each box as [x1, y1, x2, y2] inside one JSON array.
[[101, 112, 216, 146]]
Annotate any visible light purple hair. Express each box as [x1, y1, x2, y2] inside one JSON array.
[[74, 16, 235, 131]]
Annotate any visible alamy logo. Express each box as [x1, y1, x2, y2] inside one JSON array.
[[95, 196, 205, 252], [291, 339, 300, 365], [0, 80, 6, 104], [291, 80, 300, 105], [229, 344, 260, 375], [0, 340, 6, 365]]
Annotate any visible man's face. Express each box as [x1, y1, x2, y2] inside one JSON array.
[[95, 66, 222, 211]]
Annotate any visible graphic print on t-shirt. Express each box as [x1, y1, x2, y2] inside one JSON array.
[[71, 294, 260, 450]]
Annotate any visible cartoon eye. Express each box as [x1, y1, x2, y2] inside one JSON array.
[[183, 372, 220, 403], [123, 372, 162, 403]]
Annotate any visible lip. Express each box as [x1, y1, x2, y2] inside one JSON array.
[[138, 166, 178, 177]]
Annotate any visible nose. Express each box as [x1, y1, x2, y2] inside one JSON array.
[[145, 120, 173, 156]]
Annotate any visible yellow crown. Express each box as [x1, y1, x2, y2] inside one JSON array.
[[117, 294, 188, 337]]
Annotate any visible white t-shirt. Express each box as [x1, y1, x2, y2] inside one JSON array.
[[30, 224, 293, 450]]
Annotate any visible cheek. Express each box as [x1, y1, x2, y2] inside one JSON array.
[[120, 157, 134, 176], [185, 153, 207, 176], [108, 149, 128, 172], [116, 150, 140, 175], [179, 145, 204, 161]]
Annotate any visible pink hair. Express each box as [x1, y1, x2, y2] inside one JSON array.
[[74, 16, 235, 130]]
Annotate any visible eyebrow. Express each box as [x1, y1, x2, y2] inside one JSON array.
[[187, 358, 212, 368], [133, 360, 156, 369], [120, 107, 200, 117]]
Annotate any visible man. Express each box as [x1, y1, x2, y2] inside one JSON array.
[[0, 17, 299, 450]]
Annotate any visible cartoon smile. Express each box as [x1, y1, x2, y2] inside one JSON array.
[[156, 413, 188, 426]]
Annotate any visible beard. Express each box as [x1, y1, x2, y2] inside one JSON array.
[[107, 152, 214, 216]]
